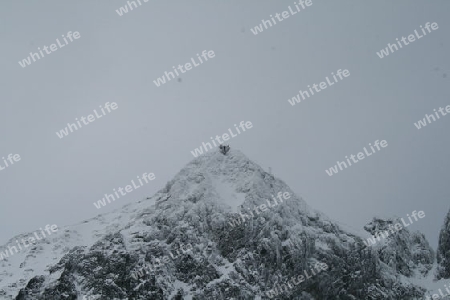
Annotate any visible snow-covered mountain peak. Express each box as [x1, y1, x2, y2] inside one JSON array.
[[159, 149, 313, 217], [1, 148, 436, 299]]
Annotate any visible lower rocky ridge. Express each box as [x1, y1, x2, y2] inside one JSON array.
[[15, 205, 426, 299], [363, 217, 434, 278]]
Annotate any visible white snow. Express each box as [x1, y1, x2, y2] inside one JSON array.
[[211, 177, 246, 213]]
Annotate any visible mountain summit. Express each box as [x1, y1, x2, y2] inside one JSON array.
[[2, 149, 431, 299]]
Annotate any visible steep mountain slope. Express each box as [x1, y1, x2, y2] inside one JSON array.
[[3, 149, 430, 299], [0, 198, 158, 299], [436, 208, 450, 280]]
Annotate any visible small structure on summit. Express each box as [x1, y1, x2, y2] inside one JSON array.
[[219, 144, 230, 155]]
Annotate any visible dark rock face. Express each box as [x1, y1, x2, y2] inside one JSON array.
[[437, 209, 450, 279], [15, 150, 429, 299], [15, 276, 46, 300]]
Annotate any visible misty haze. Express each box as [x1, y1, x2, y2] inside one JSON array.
[[1, 1, 450, 299]]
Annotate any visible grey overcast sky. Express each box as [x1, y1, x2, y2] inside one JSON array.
[[0, 0, 449, 247]]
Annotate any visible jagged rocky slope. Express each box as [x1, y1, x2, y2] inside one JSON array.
[[436, 208, 450, 280], [2, 149, 435, 299], [363, 218, 434, 278]]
